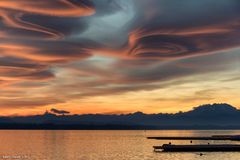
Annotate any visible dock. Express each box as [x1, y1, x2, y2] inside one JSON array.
[[154, 144, 240, 152], [147, 135, 240, 141]]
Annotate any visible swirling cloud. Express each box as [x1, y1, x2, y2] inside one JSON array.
[[1, 0, 240, 113], [0, 0, 95, 72], [2, 0, 240, 61], [0, 0, 94, 17], [100, 0, 240, 59]]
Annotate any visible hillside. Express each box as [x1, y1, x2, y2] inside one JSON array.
[[1, 103, 240, 129]]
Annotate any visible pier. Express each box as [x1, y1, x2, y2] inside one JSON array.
[[147, 135, 240, 141], [149, 135, 240, 152]]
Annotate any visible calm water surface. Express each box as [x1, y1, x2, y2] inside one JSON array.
[[0, 130, 240, 160]]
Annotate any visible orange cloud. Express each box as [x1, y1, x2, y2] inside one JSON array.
[[0, 0, 95, 17], [0, 41, 92, 62]]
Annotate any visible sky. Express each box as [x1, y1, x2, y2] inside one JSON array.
[[0, 0, 240, 115]]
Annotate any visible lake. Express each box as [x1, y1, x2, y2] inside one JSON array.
[[0, 130, 240, 160]]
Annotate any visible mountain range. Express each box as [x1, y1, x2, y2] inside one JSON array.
[[1, 103, 240, 130]]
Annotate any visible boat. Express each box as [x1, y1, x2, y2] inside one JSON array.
[[153, 144, 240, 152]]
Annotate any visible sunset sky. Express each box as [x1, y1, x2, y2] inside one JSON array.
[[0, 0, 240, 115]]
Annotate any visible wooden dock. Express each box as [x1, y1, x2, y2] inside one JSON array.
[[147, 135, 240, 141], [154, 144, 240, 152]]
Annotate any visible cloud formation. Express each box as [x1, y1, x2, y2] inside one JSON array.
[[1, 0, 240, 60], [50, 108, 70, 115], [1, 0, 240, 113]]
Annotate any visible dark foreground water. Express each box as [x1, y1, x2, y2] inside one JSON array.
[[0, 130, 240, 160]]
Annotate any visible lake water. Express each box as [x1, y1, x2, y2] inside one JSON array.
[[0, 130, 240, 160]]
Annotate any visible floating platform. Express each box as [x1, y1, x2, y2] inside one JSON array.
[[148, 135, 240, 141], [154, 144, 240, 152]]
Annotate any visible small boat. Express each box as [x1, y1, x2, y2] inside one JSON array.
[[154, 144, 240, 152]]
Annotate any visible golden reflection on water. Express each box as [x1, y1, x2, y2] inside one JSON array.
[[0, 130, 240, 160]]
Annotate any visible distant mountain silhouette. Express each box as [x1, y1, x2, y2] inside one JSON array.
[[1, 103, 240, 130]]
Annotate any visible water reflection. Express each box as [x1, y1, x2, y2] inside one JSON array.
[[0, 130, 239, 160]]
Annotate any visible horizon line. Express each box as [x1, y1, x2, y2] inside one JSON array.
[[1, 103, 238, 117]]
